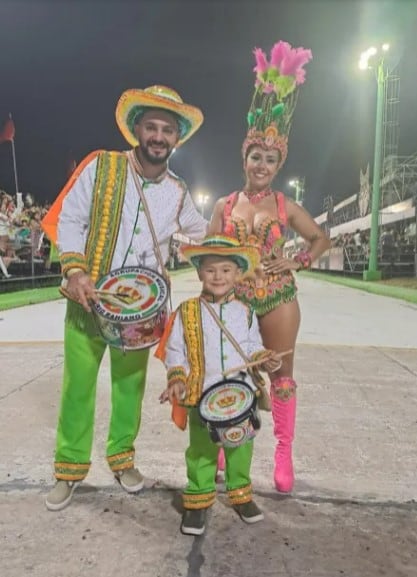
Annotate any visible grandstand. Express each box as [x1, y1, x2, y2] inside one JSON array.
[[292, 152, 417, 277], [290, 67, 416, 279]]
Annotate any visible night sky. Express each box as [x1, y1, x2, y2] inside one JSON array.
[[0, 0, 416, 216]]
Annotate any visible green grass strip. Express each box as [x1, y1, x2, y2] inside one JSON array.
[[0, 287, 62, 311], [2, 267, 415, 311], [302, 271, 417, 305]]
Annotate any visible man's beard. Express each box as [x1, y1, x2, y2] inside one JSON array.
[[140, 142, 171, 165]]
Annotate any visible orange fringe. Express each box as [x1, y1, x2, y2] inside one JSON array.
[[41, 149, 103, 244], [154, 311, 188, 430]]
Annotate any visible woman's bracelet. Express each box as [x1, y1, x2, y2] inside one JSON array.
[[293, 250, 312, 270]]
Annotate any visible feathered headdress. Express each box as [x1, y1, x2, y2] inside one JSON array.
[[242, 40, 313, 169]]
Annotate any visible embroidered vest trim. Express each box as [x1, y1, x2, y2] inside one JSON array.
[[85, 151, 128, 282], [180, 297, 205, 406]]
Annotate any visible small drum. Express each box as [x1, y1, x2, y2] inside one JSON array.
[[93, 266, 169, 351], [198, 378, 261, 448]]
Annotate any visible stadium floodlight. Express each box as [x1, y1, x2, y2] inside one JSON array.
[[358, 43, 390, 281]]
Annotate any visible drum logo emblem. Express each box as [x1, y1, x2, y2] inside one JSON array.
[[216, 393, 237, 409], [224, 426, 246, 444], [94, 266, 168, 322]]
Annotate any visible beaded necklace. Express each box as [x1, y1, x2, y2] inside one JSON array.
[[242, 188, 272, 204]]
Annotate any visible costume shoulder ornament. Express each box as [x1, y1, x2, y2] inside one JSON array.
[[243, 40, 313, 170]]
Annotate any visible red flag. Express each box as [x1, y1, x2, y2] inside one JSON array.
[[0, 117, 15, 144]]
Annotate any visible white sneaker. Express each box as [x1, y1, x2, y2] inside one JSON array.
[[115, 468, 144, 493], [45, 480, 79, 511]]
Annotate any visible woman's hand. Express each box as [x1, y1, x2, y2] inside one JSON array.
[[262, 256, 300, 275], [66, 271, 99, 313], [159, 381, 186, 404]]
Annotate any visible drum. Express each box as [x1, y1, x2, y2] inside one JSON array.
[[93, 266, 169, 351], [198, 378, 261, 448]]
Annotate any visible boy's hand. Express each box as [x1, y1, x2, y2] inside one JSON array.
[[259, 350, 283, 373], [159, 380, 186, 404]]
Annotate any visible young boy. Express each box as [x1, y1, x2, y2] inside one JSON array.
[[157, 235, 282, 536]]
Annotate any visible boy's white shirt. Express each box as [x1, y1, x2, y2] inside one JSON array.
[[165, 298, 264, 392]]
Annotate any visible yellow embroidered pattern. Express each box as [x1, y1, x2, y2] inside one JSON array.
[[183, 491, 216, 509], [85, 152, 127, 282], [167, 366, 187, 387], [54, 461, 90, 481], [107, 450, 135, 471], [60, 252, 88, 275], [228, 483, 252, 505], [180, 298, 205, 406]]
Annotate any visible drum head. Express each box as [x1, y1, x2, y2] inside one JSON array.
[[93, 266, 168, 322], [199, 379, 255, 423]]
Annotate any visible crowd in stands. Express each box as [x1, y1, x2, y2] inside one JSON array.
[[331, 224, 416, 263], [0, 189, 53, 279], [1, 186, 416, 280]]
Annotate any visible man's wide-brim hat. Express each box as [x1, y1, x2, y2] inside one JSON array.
[[181, 235, 260, 274], [115, 85, 204, 148]]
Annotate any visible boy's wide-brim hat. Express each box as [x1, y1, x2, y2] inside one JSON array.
[[115, 85, 204, 148], [181, 235, 260, 274]]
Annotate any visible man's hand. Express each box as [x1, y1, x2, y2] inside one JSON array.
[[66, 271, 98, 313], [159, 381, 186, 404]]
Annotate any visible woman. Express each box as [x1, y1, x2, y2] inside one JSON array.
[[208, 41, 331, 493]]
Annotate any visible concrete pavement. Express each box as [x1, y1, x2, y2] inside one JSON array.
[[1, 270, 416, 577]]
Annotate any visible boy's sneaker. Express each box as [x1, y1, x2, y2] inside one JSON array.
[[233, 500, 264, 524], [45, 480, 79, 511], [181, 509, 207, 536], [115, 468, 144, 493]]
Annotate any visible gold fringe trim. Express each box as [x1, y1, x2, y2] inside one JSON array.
[[235, 271, 297, 317], [107, 450, 135, 472], [55, 462, 90, 469], [60, 252, 88, 276], [180, 298, 204, 406], [228, 483, 252, 505], [85, 151, 128, 283], [183, 491, 216, 509], [54, 461, 90, 481], [167, 366, 187, 387]]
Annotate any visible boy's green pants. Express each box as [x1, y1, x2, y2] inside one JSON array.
[[183, 409, 254, 509]]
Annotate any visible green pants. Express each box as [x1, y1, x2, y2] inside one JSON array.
[[54, 318, 149, 481], [183, 409, 254, 509]]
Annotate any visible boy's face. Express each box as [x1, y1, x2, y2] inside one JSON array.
[[198, 256, 242, 301]]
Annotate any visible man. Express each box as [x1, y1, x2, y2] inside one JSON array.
[[43, 85, 207, 511]]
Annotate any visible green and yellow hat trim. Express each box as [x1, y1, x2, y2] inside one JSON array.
[[181, 235, 260, 274], [115, 85, 204, 148]]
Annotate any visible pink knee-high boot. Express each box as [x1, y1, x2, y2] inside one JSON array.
[[270, 377, 297, 493], [217, 448, 225, 472]]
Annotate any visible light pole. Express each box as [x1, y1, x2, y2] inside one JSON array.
[[288, 178, 304, 247], [196, 192, 210, 219], [288, 178, 304, 205], [359, 43, 390, 281]]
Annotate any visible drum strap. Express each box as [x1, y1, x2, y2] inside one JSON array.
[[200, 298, 271, 411], [126, 151, 172, 309]]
